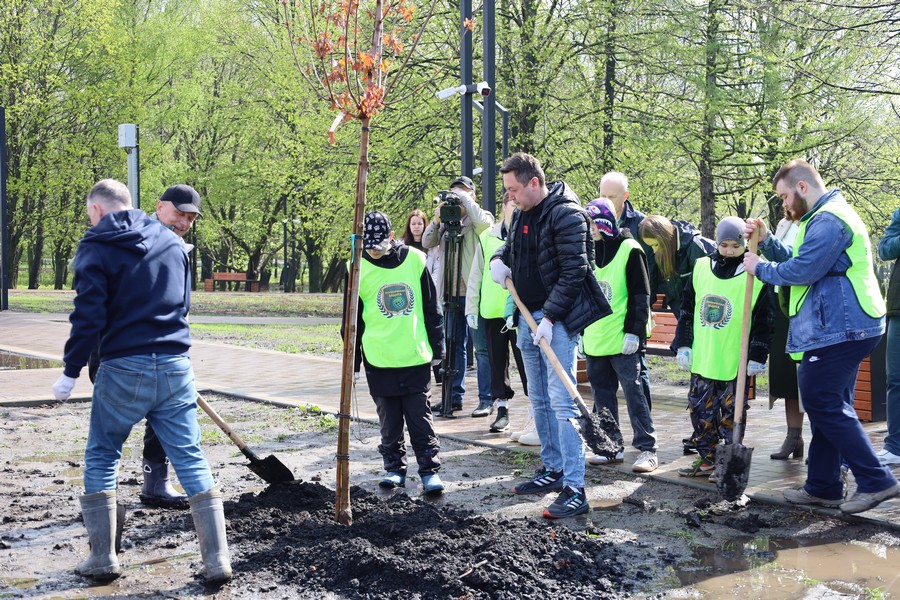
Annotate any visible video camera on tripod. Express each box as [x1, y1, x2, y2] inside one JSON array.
[[434, 190, 463, 225]]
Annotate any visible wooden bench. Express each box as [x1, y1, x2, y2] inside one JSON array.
[[204, 272, 260, 292]]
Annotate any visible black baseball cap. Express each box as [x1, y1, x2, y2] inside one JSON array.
[[450, 176, 475, 191], [160, 184, 202, 216]]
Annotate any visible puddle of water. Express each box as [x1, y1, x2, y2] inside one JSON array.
[[0, 350, 62, 370], [673, 535, 900, 598]]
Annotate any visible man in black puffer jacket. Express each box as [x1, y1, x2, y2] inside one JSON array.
[[490, 153, 611, 519]]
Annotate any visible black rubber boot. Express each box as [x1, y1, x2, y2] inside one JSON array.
[[140, 459, 189, 509]]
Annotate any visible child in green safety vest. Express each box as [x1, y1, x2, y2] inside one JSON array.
[[673, 216, 773, 478], [343, 211, 446, 494], [581, 198, 658, 473]]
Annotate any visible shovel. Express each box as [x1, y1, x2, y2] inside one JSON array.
[[714, 228, 759, 501], [196, 393, 295, 484], [506, 278, 624, 458]]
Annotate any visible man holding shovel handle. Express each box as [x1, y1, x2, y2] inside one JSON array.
[[743, 159, 899, 514], [490, 152, 612, 519]]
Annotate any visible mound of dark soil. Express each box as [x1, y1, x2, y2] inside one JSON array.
[[226, 481, 635, 599]]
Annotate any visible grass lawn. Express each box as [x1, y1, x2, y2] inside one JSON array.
[[190, 323, 342, 358], [5, 290, 343, 318]]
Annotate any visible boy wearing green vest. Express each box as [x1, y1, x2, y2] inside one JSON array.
[[674, 217, 773, 478], [581, 198, 658, 473], [745, 159, 899, 514], [465, 192, 529, 433], [346, 212, 446, 494]]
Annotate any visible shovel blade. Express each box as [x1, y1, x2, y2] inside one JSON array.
[[248, 454, 295, 484], [580, 409, 625, 458], [715, 443, 754, 501]]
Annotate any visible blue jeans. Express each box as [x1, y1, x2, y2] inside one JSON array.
[[474, 318, 492, 403], [84, 354, 214, 496], [885, 316, 900, 455], [586, 353, 656, 452], [799, 337, 898, 498], [517, 311, 585, 488]]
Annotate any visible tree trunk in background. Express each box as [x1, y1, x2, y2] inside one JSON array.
[[322, 256, 345, 293], [698, 0, 721, 239], [305, 235, 323, 293], [600, 0, 617, 174], [27, 220, 44, 289]]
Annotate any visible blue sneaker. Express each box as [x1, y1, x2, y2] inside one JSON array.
[[543, 486, 589, 519], [421, 473, 445, 494], [513, 469, 564, 495], [379, 472, 406, 489]]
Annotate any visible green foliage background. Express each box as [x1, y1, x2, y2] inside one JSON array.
[[2, 0, 899, 291]]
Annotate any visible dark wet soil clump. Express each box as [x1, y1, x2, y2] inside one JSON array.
[[227, 481, 629, 599]]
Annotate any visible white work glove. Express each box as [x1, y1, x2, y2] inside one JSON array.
[[490, 259, 511, 289], [532, 317, 554, 346], [505, 315, 515, 330], [354, 371, 360, 382], [466, 314, 478, 330], [676, 347, 692, 371], [621, 333, 640, 355], [52, 374, 77, 401], [747, 360, 767, 377]]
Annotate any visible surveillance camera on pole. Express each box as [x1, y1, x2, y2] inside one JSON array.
[[436, 81, 491, 101]]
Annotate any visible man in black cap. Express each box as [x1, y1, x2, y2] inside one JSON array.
[[422, 176, 493, 416], [344, 211, 446, 493], [86, 183, 204, 510], [155, 184, 202, 238]]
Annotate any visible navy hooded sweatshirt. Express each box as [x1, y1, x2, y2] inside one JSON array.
[[63, 209, 192, 377]]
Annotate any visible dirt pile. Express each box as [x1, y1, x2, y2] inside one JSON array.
[[226, 481, 645, 599]]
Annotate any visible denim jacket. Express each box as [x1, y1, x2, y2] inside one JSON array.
[[755, 189, 885, 353]]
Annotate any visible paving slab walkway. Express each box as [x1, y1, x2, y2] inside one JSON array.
[[2, 310, 898, 529]]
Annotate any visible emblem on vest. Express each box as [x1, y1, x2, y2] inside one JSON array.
[[598, 280, 613, 304], [377, 283, 415, 318], [700, 294, 732, 330]]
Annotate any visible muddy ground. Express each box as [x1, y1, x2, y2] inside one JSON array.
[[1, 394, 898, 599]]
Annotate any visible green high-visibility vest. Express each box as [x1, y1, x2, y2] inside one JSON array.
[[582, 239, 642, 357], [691, 256, 764, 381], [787, 200, 885, 360], [357, 248, 433, 368], [478, 230, 509, 319]]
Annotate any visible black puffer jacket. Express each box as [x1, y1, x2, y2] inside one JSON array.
[[493, 181, 612, 333]]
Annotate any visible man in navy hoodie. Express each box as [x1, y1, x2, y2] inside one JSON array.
[[51, 179, 231, 583]]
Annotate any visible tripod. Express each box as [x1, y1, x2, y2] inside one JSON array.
[[437, 218, 464, 417]]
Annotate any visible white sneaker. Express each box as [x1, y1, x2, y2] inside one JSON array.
[[510, 412, 535, 442], [587, 451, 624, 465], [876, 448, 900, 466], [518, 430, 541, 446], [632, 451, 658, 473]]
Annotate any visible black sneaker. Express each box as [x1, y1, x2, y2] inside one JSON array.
[[513, 469, 564, 495], [490, 407, 509, 432], [430, 400, 463, 413], [543, 486, 589, 519]]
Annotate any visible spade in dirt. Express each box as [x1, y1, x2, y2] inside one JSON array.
[[196, 394, 294, 484], [713, 228, 759, 501], [506, 279, 624, 458]]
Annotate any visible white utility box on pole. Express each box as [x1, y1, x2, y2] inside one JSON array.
[[117, 124, 140, 209]]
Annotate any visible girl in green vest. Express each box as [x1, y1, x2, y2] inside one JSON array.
[[674, 217, 773, 477], [581, 198, 658, 473]]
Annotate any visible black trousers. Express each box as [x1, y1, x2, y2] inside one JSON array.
[[484, 317, 528, 400], [372, 391, 441, 475], [89, 351, 168, 464]]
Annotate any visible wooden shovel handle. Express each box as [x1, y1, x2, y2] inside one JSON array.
[[196, 393, 249, 452], [505, 278, 591, 419], [733, 227, 759, 429]]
